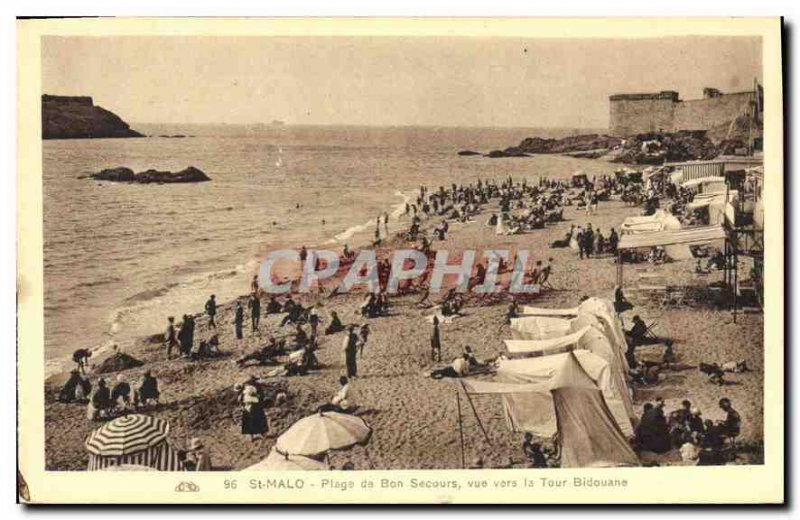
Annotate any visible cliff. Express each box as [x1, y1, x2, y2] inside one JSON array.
[[42, 95, 144, 139]]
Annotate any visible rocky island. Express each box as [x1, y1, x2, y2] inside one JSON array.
[[42, 94, 144, 139], [90, 166, 211, 184]]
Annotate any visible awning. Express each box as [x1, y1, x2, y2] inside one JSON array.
[[617, 225, 726, 250]]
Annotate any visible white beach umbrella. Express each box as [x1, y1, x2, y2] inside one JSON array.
[[275, 411, 371, 458], [245, 448, 329, 471]]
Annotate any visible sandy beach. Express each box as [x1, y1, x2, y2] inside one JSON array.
[[44, 190, 764, 471]]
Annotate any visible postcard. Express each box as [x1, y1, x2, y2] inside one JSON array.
[[17, 17, 784, 504]]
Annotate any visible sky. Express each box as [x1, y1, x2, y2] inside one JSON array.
[[41, 35, 762, 128]]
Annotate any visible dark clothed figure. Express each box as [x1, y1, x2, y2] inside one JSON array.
[[111, 380, 131, 407], [234, 303, 244, 340], [205, 296, 217, 328], [325, 311, 345, 335], [343, 328, 359, 378], [248, 294, 261, 331], [430, 317, 442, 362], [523, 436, 548, 468], [92, 379, 112, 417], [138, 373, 160, 405], [72, 348, 92, 374], [265, 297, 282, 314]]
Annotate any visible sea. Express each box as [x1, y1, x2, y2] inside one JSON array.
[[42, 124, 619, 376]]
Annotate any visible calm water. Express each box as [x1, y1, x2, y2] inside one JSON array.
[[42, 125, 618, 374]]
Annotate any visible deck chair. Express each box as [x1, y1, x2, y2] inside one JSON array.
[[662, 287, 689, 308], [539, 268, 554, 290]]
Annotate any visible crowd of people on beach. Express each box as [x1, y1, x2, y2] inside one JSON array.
[[54, 169, 755, 471]]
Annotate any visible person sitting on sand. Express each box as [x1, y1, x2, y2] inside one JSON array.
[[264, 296, 282, 315], [614, 286, 634, 314], [183, 437, 213, 471], [110, 374, 132, 411], [194, 333, 221, 360], [237, 338, 279, 367], [90, 378, 112, 420], [634, 402, 670, 453], [280, 300, 305, 326], [72, 348, 92, 374], [718, 398, 741, 446], [318, 376, 356, 413], [430, 353, 470, 379], [506, 301, 519, 324], [59, 369, 91, 403], [135, 370, 160, 408], [325, 311, 345, 335], [522, 433, 548, 468]]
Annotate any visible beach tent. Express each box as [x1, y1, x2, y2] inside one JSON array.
[[521, 297, 631, 372], [85, 414, 183, 471], [504, 326, 592, 357], [495, 351, 634, 437], [509, 316, 572, 340], [463, 352, 639, 468]]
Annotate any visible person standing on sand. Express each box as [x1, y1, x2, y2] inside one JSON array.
[[72, 348, 92, 374], [359, 324, 370, 357], [248, 292, 261, 332], [431, 316, 442, 362], [383, 212, 390, 236], [343, 325, 359, 378], [234, 302, 244, 342], [177, 315, 191, 357], [205, 294, 217, 329], [165, 317, 178, 359], [251, 275, 260, 295]]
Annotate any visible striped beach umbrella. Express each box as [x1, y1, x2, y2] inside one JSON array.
[[85, 414, 170, 456], [275, 411, 372, 458]]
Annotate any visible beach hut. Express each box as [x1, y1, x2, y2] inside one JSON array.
[[85, 414, 182, 471], [509, 316, 572, 340]]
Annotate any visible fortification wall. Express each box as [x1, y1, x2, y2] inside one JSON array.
[[609, 90, 754, 137], [672, 92, 753, 131], [609, 97, 676, 136]]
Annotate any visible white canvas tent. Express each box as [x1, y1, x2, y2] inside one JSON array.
[[463, 352, 639, 468], [496, 351, 634, 437], [509, 316, 572, 340], [619, 209, 691, 260]]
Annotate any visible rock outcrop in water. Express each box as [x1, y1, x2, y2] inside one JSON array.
[[42, 94, 144, 140], [90, 166, 211, 184]]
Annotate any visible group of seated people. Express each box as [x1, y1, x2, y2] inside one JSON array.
[[636, 398, 742, 465], [361, 292, 390, 318], [85, 371, 160, 420]]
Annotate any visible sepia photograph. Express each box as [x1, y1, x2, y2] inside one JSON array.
[[16, 16, 784, 504]]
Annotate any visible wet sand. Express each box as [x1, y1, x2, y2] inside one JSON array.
[[44, 196, 764, 470]]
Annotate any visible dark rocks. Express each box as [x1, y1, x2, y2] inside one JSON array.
[[90, 166, 211, 184], [486, 149, 529, 158], [42, 95, 144, 140], [457, 150, 481, 156], [612, 131, 719, 164], [91, 167, 136, 182], [94, 352, 144, 374]]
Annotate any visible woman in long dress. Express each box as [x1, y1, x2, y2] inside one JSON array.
[[240, 386, 268, 441]]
